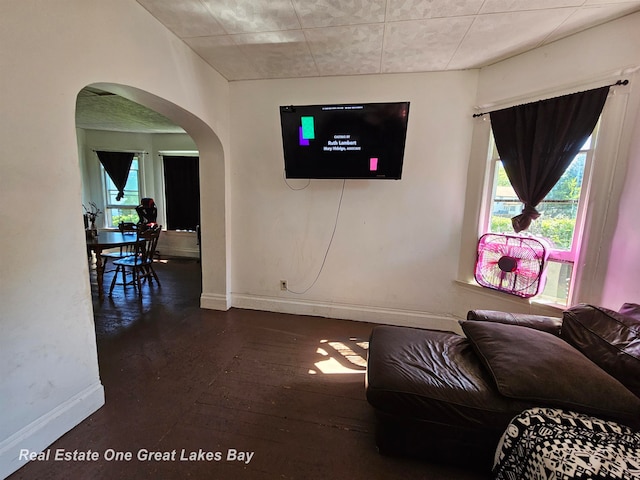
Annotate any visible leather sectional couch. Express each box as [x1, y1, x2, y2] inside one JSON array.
[[365, 303, 640, 471]]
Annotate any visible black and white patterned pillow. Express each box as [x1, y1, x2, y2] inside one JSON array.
[[494, 407, 640, 480]]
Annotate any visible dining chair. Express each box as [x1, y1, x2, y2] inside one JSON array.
[[108, 225, 161, 296], [136, 198, 158, 226], [102, 222, 138, 271]]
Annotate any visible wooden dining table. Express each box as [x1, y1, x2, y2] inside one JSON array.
[[86, 231, 138, 299]]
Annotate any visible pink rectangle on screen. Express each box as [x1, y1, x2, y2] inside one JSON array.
[[299, 126, 309, 146], [370, 158, 378, 171]]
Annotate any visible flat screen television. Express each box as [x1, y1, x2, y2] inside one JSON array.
[[279, 101, 410, 179]]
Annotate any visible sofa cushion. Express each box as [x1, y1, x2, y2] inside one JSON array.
[[366, 325, 535, 470], [560, 303, 640, 398], [466, 309, 562, 335], [460, 320, 640, 426], [619, 302, 640, 321], [366, 326, 534, 428]]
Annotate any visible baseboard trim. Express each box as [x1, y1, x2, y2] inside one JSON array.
[[200, 293, 230, 311], [0, 381, 104, 479], [157, 247, 199, 258], [231, 294, 462, 333]]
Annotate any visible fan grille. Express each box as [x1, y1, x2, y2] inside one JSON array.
[[474, 233, 549, 298]]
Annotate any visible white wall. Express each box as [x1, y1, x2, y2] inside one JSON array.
[[0, 0, 230, 477], [228, 12, 640, 328], [229, 72, 478, 329]]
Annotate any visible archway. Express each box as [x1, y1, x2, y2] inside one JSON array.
[[77, 83, 229, 310]]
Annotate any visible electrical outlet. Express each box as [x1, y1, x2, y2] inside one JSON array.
[[280, 280, 287, 291]]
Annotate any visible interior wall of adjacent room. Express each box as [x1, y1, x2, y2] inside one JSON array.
[[79, 129, 200, 257]]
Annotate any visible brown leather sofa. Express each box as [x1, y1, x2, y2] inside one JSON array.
[[365, 303, 640, 471]]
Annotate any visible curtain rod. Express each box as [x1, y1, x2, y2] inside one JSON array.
[[92, 149, 148, 154], [157, 150, 199, 156], [472, 79, 629, 118]]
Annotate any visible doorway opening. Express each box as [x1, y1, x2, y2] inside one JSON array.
[[76, 82, 228, 321]]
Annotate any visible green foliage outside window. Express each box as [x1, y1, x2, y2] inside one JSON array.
[[491, 153, 585, 251], [112, 210, 139, 226], [490, 216, 576, 250], [103, 158, 140, 228]]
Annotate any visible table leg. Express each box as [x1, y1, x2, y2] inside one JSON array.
[[94, 249, 105, 300]]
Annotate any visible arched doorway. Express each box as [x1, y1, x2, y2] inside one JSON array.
[[76, 83, 229, 311]]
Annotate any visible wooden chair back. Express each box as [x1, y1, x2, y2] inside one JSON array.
[[134, 225, 161, 265]]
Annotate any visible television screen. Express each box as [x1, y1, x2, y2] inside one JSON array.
[[279, 102, 410, 179]]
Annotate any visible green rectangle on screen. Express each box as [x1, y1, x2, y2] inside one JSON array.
[[301, 116, 315, 140]]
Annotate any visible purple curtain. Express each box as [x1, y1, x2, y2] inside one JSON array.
[[490, 86, 609, 232], [96, 151, 134, 201]]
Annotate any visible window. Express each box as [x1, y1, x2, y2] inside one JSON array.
[[101, 156, 141, 228], [483, 127, 598, 305]]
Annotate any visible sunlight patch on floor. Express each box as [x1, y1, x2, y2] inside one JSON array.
[[308, 338, 369, 375]]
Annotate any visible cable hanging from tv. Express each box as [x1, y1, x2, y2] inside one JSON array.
[[285, 179, 346, 295]]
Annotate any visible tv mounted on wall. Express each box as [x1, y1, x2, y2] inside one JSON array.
[[279, 101, 410, 179]]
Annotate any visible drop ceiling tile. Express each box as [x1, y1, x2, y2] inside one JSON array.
[[132, 0, 640, 81], [385, 0, 485, 22], [305, 24, 384, 75], [293, 0, 387, 28], [479, 0, 583, 14], [545, 2, 640, 42], [382, 17, 474, 72], [448, 9, 574, 69], [136, 0, 226, 38], [184, 35, 261, 81], [233, 31, 319, 78], [201, 0, 301, 34]]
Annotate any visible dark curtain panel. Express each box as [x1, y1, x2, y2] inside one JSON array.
[[163, 156, 200, 231], [96, 151, 134, 201], [490, 86, 610, 232]]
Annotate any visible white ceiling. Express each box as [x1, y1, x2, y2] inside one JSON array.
[[77, 0, 640, 133], [137, 0, 640, 81]]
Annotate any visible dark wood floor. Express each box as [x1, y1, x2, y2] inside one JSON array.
[[10, 258, 488, 479]]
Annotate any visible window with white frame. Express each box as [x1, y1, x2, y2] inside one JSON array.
[[101, 155, 141, 228], [482, 125, 599, 306]]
